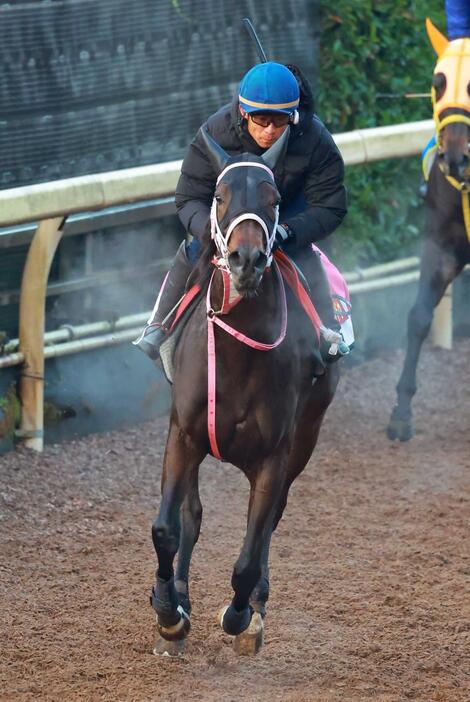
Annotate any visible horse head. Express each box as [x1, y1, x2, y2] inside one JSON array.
[[199, 127, 289, 296], [426, 18, 470, 181]]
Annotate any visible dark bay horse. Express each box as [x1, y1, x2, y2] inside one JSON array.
[[151, 127, 339, 656], [387, 21, 470, 441]]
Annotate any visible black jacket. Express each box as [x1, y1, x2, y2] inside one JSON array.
[[175, 67, 347, 250]]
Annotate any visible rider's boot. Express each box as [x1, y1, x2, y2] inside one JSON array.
[[291, 246, 350, 364], [133, 242, 192, 360]]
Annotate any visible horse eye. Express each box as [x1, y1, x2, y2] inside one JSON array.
[[432, 72, 446, 101], [468, 82, 470, 98]]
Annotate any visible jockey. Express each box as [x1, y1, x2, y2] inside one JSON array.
[[134, 61, 349, 362]]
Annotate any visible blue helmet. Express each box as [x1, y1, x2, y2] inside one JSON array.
[[239, 62, 300, 115]]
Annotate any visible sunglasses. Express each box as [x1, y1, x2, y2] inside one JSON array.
[[249, 112, 291, 128]]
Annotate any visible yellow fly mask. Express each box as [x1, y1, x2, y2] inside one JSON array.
[[426, 18, 470, 133], [425, 18, 470, 240]]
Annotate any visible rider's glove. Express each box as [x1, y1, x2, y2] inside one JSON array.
[[274, 223, 295, 249]]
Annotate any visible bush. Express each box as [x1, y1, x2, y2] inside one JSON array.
[[316, 1, 446, 268]]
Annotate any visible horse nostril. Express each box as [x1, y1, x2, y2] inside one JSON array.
[[228, 251, 242, 270], [228, 248, 267, 282], [254, 252, 268, 272]]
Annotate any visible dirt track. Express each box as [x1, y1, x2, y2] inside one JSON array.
[[1, 341, 469, 702]]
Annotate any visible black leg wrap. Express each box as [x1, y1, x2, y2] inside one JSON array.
[[222, 604, 253, 636], [150, 575, 180, 627], [177, 591, 191, 615]]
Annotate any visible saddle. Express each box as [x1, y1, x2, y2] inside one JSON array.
[[159, 284, 201, 384]]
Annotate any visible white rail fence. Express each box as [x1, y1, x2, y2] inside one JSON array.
[[1, 119, 445, 451]]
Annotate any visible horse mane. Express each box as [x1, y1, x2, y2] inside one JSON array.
[[187, 222, 217, 291]]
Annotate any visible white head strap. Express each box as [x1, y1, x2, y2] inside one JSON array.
[[210, 162, 279, 269]]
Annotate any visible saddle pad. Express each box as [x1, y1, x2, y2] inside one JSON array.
[[158, 289, 201, 384], [159, 334, 177, 384], [312, 244, 355, 347]]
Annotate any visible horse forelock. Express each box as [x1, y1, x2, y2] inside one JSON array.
[[214, 157, 279, 235]]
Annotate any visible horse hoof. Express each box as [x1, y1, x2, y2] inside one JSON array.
[[387, 418, 414, 442], [233, 612, 264, 656], [153, 634, 185, 657], [156, 606, 191, 642], [218, 604, 252, 636]]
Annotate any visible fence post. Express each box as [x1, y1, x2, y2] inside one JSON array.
[[432, 283, 453, 350], [18, 217, 66, 451]]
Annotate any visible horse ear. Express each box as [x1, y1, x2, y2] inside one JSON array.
[[426, 18, 449, 58], [262, 126, 290, 170], [199, 127, 230, 174]]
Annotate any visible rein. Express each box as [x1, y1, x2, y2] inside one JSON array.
[[206, 259, 287, 459]]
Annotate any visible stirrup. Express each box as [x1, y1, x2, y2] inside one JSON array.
[[133, 324, 166, 360], [320, 325, 350, 363]]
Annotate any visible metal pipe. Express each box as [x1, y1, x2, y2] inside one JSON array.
[[348, 269, 420, 294], [0, 327, 142, 369], [43, 328, 141, 358], [0, 352, 24, 369], [4, 312, 150, 353], [344, 256, 420, 283]]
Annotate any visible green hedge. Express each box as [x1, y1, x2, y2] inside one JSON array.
[[316, 1, 446, 268]]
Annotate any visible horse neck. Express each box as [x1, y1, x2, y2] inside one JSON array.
[[428, 161, 464, 213], [427, 163, 468, 244]]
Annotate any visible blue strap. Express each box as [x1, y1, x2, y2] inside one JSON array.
[[422, 135, 438, 181]]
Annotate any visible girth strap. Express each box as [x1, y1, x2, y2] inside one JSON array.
[[273, 249, 322, 341]]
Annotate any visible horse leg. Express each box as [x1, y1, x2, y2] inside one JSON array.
[[219, 450, 288, 654], [249, 367, 339, 620], [174, 472, 202, 615], [387, 240, 462, 441], [151, 420, 205, 655]]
